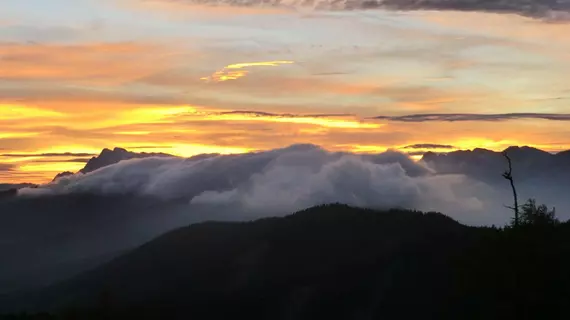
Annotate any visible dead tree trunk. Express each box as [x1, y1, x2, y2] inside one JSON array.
[[502, 152, 519, 227]]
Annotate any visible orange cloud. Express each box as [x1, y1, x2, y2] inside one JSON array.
[[0, 42, 174, 85], [0, 105, 64, 120]]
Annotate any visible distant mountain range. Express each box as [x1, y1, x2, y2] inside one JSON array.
[[3, 144, 568, 194], [52, 145, 570, 185], [79, 147, 174, 175], [52, 147, 174, 181], [421, 146, 570, 185]]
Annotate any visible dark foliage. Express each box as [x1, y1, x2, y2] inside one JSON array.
[[517, 198, 559, 227], [2, 203, 570, 320]]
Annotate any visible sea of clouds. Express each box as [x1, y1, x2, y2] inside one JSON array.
[[19, 144, 510, 225]]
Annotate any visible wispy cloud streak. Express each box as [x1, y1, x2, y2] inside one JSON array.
[[134, 0, 570, 21], [404, 144, 456, 149], [200, 61, 294, 82], [372, 113, 570, 122]]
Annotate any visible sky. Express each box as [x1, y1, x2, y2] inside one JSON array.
[[1, 0, 570, 183]]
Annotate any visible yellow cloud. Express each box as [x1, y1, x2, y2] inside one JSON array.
[[0, 132, 42, 139], [114, 131, 152, 135], [118, 143, 253, 157], [32, 145, 103, 155], [201, 112, 381, 129], [17, 162, 86, 174], [201, 61, 294, 82], [342, 144, 389, 153], [452, 138, 520, 151], [0, 156, 44, 163], [0, 105, 63, 120], [80, 106, 198, 129], [168, 143, 253, 157]]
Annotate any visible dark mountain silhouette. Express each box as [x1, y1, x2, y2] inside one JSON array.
[[49, 144, 569, 185], [79, 148, 173, 175], [50, 147, 175, 182], [1, 204, 473, 318], [421, 145, 570, 185], [52, 171, 74, 182], [24, 144, 570, 186], [4, 204, 570, 319]]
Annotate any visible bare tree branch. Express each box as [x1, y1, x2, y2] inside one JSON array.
[[502, 152, 519, 227]]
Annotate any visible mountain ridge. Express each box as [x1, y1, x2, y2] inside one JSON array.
[[48, 144, 570, 184], [4, 203, 570, 319], [1, 204, 474, 318], [49, 147, 175, 182], [420, 145, 570, 185], [80, 147, 174, 175], [4, 144, 567, 189]]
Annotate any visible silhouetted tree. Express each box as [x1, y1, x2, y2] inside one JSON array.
[[516, 199, 559, 227], [502, 152, 519, 227]]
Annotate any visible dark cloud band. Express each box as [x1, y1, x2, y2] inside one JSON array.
[[404, 144, 456, 149], [216, 110, 354, 118], [1, 152, 96, 157], [372, 113, 570, 122], [145, 0, 570, 21]]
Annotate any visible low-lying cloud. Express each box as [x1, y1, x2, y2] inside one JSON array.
[[20, 144, 497, 224]]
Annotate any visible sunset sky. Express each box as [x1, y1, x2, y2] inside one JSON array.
[[2, 0, 570, 183]]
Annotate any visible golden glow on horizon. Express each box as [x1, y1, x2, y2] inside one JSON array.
[[83, 106, 199, 129], [4, 101, 570, 186], [410, 154, 423, 161], [339, 139, 570, 157], [201, 61, 294, 82], [4, 140, 570, 185], [205, 113, 381, 129], [167, 143, 253, 157], [17, 162, 86, 174], [452, 139, 520, 151], [114, 131, 152, 135], [344, 145, 389, 153], [1, 143, 254, 184], [101, 143, 252, 157], [0, 132, 42, 139], [1, 105, 63, 119], [33, 146, 102, 155], [0, 156, 45, 163]]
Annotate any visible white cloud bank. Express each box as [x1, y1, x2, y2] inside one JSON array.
[[19, 144, 505, 224]]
